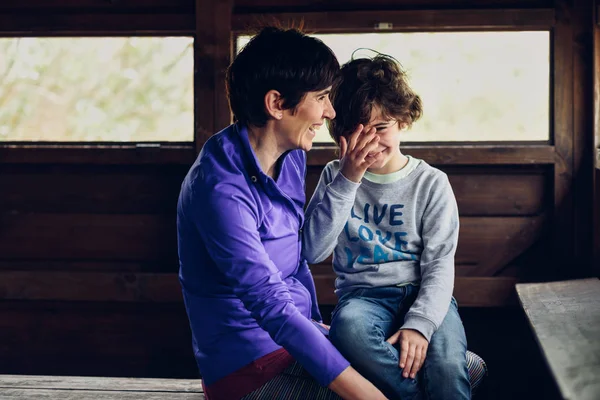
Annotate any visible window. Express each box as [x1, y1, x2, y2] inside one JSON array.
[[237, 31, 550, 143], [0, 37, 194, 142]]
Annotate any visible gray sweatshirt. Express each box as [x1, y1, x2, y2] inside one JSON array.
[[302, 158, 459, 341]]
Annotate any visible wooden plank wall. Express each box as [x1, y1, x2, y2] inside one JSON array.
[[0, 0, 595, 398]]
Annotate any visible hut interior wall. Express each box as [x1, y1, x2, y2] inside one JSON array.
[[0, 0, 596, 398]]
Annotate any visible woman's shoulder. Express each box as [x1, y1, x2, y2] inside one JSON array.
[[185, 126, 250, 194]]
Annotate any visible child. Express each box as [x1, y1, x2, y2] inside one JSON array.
[[302, 54, 471, 399]]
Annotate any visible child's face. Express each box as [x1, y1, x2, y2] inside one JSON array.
[[362, 106, 407, 172]]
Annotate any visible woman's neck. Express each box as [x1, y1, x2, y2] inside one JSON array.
[[247, 125, 286, 179]]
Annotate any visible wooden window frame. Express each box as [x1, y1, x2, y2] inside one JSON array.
[[0, 0, 215, 166], [232, 4, 597, 279], [232, 8, 557, 166]]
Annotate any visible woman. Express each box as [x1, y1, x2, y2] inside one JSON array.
[[177, 27, 386, 400]]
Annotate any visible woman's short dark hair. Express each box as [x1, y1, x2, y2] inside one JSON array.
[[328, 54, 423, 144], [226, 27, 340, 127]]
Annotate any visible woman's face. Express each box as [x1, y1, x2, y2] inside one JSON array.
[[278, 87, 336, 152]]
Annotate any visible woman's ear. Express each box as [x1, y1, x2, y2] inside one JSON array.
[[264, 90, 284, 120]]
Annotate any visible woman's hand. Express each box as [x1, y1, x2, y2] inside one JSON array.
[[328, 366, 388, 400], [339, 124, 382, 183], [386, 329, 429, 379]]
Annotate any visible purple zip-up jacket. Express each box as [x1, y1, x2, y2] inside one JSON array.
[[177, 124, 350, 387]]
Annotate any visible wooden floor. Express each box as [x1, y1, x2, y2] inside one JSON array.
[[0, 375, 205, 399]]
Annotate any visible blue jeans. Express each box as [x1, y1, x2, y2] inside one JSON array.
[[329, 285, 471, 400]]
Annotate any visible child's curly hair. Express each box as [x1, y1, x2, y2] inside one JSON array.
[[328, 53, 423, 144]]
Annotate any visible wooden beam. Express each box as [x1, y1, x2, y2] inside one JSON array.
[[0, 166, 188, 214], [0, 271, 182, 302], [315, 275, 519, 306], [307, 145, 556, 166], [572, 0, 595, 277], [0, 388, 203, 399], [553, 0, 575, 281], [194, 0, 233, 152], [234, 0, 553, 12], [470, 214, 547, 276], [0, 146, 196, 165], [594, 18, 600, 277], [306, 168, 550, 216], [0, 213, 544, 263], [0, 0, 194, 10], [233, 9, 556, 32], [0, 214, 178, 261], [0, 375, 202, 393], [0, 13, 194, 35], [0, 271, 519, 307], [0, 145, 554, 166]]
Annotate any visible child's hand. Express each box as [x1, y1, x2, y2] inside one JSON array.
[[386, 329, 429, 379], [339, 124, 382, 183]]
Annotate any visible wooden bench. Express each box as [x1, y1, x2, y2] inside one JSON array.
[[515, 278, 600, 400], [0, 375, 205, 399]]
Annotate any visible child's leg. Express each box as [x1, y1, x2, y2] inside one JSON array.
[[330, 287, 422, 400], [421, 297, 470, 400]]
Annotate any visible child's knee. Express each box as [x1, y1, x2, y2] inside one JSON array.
[[330, 308, 376, 351], [427, 357, 467, 380]]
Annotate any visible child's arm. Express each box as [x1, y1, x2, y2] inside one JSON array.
[[302, 162, 360, 264], [302, 125, 382, 264], [402, 173, 459, 341], [389, 173, 459, 379]]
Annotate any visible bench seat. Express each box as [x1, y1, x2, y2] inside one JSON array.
[[0, 375, 205, 399]]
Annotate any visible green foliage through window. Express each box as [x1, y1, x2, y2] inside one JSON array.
[[0, 37, 194, 142]]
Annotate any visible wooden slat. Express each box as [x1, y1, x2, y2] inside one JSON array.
[[0, 214, 543, 268], [0, 260, 172, 273], [234, 0, 553, 12], [0, 146, 196, 165], [0, 166, 187, 214], [0, 0, 193, 10], [448, 173, 547, 216], [553, 0, 575, 281], [0, 389, 204, 399], [470, 214, 546, 276], [572, 0, 595, 277], [306, 168, 548, 216], [314, 275, 519, 306], [306, 145, 556, 166], [595, 168, 600, 276], [0, 13, 194, 35], [0, 301, 196, 376], [214, 0, 234, 131], [309, 262, 480, 277], [594, 25, 600, 277], [194, 0, 233, 151], [233, 9, 555, 32], [516, 278, 600, 400], [0, 214, 177, 261], [0, 271, 181, 302], [0, 375, 202, 393], [457, 216, 545, 266]]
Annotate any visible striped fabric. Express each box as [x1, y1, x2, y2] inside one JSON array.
[[241, 361, 342, 400], [242, 351, 488, 399], [466, 350, 488, 394]]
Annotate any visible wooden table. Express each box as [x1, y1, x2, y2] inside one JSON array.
[[516, 278, 600, 400], [0, 375, 205, 399]]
